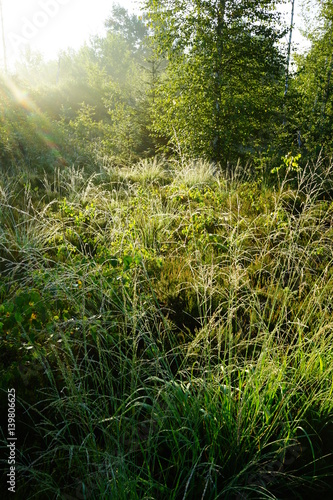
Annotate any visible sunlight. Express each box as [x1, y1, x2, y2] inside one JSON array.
[[0, 0, 137, 69], [2, 0, 81, 66], [0, 69, 39, 117], [2, 73, 34, 110], [0, 72, 63, 157]]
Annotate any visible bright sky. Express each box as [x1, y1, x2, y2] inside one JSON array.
[[0, 0, 310, 71], [280, 0, 311, 54], [0, 0, 140, 68]]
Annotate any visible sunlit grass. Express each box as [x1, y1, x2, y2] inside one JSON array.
[[1, 158, 333, 498]]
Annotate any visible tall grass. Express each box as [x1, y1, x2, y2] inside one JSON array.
[[1, 157, 333, 498]]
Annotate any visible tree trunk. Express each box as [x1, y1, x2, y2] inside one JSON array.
[[212, 0, 226, 163]]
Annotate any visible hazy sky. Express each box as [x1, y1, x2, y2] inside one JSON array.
[[1, 0, 140, 67], [0, 0, 309, 70]]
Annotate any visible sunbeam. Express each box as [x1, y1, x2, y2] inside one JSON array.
[[0, 72, 65, 163]]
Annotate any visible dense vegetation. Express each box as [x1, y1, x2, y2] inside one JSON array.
[[1, 1, 333, 498]]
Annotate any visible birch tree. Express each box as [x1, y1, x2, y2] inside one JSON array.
[[144, 0, 287, 165]]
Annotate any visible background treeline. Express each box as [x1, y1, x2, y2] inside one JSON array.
[[1, 0, 333, 176]]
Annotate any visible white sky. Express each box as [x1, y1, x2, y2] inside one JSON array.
[[0, 0, 310, 70], [0, 0, 140, 68], [280, 0, 311, 54]]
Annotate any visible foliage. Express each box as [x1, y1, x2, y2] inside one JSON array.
[[143, 0, 287, 165], [0, 76, 70, 175], [289, 0, 333, 160], [1, 158, 333, 498]]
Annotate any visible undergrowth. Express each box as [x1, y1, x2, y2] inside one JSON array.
[[1, 157, 333, 499]]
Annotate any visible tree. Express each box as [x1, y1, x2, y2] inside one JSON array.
[[105, 4, 148, 54], [293, 0, 333, 158], [144, 0, 287, 165], [102, 5, 165, 158]]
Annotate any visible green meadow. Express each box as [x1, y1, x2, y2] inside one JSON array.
[[1, 154, 333, 498]]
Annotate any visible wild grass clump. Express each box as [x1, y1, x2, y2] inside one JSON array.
[[124, 157, 172, 186], [1, 157, 333, 498], [172, 159, 218, 187]]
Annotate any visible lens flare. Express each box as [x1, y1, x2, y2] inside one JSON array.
[[0, 72, 65, 163]]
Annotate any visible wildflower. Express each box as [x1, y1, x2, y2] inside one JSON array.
[[78, 280, 83, 289], [30, 313, 37, 321]]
